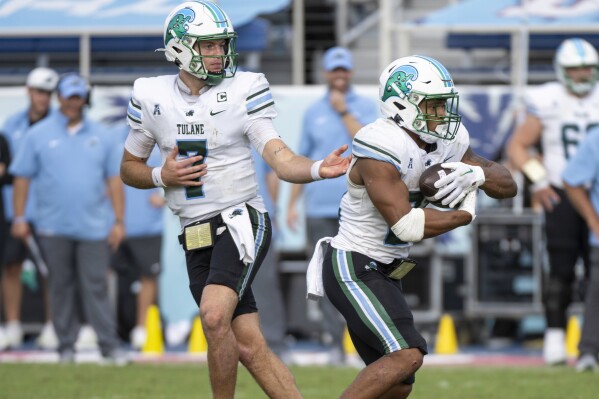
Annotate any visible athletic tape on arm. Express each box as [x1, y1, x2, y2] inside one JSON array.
[[391, 208, 425, 242]]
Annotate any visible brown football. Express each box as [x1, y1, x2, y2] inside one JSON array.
[[419, 163, 453, 208]]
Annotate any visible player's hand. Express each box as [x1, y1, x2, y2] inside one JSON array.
[[162, 146, 207, 187], [319, 144, 351, 179], [434, 162, 485, 208], [532, 185, 560, 212], [11, 219, 30, 240], [108, 222, 125, 251]]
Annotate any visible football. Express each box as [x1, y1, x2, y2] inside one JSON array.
[[419, 163, 453, 208]]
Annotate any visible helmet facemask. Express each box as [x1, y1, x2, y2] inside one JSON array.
[[175, 33, 238, 85], [559, 66, 598, 96], [411, 92, 461, 142]]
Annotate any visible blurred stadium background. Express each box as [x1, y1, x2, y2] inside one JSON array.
[[0, 0, 597, 372]]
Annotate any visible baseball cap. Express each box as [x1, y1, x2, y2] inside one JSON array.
[[26, 67, 59, 91], [57, 74, 89, 98], [323, 47, 353, 71]]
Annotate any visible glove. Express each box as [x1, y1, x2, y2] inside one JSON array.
[[433, 162, 485, 208], [457, 189, 478, 221]]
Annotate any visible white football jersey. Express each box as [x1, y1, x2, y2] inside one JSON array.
[[526, 82, 599, 188], [126, 72, 277, 226], [332, 118, 470, 263]]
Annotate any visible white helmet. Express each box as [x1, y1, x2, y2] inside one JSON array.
[[162, 1, 238, 85], [26, 67, 59, 92], [379, 55, 461, 143], [554, 38, 599, 95]]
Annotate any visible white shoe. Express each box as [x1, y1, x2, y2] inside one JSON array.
[[75, 325, 99, 351], [0, 327, 8, 351], [5, 321, 23, 348], [36, 322, 59, 350], [576, 354, 599, 372], [130, 326, 146, 350], [543, 328, 566, 365]]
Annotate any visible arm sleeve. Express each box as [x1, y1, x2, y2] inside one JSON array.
[[247, 118, 280, 156]]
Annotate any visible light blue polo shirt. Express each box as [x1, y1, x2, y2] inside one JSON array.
[[1, 107, 50, 220], [9, 111, 120, 240], [299, 88, 379, 218], [563, 127, 599, 247], [115, 124, 164, 237]]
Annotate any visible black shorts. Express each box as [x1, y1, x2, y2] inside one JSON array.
[[111, 236, 162, 277], [184, 206, 271, 319], [545, 187, 590, 277], [1, 221, 32, 268], [323, 245, 428, 370]]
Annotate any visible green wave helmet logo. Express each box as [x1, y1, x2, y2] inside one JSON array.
[[382, 65, 419, 101], [165, 7, 196, 45]]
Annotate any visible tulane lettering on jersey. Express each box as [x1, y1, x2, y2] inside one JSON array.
[[177, 123, 205, 135]]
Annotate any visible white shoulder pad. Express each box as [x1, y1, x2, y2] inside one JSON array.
[[239, 71, 276, 120], [352, 118, 405, 172]]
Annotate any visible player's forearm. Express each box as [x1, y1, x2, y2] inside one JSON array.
[[275, 154, 316, 183], [422, 208, 471, 239], [263, 140, 316, 183], [480, 162, 518, 199], [120, 158, 155, 189]]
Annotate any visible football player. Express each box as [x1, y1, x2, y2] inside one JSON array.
[[318, 55, 516, 398], [507, 37, 599, 366], [119, 1, 349, 398]]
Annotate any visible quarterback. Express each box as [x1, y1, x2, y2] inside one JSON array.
[[319, 56, 516, 398], [119, 1, 349, 398]]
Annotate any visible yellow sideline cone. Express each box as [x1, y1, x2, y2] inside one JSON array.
[[188, 316, 208, 353], [434, 314, 459, 354], [142, 305, 164, 354], [565, 315, 581, 358], [342, 326, 357, 355]]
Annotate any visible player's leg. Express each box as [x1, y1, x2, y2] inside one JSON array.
[[200, 284, 241, 398], [543, 191, 586, 364], [233, 311, 302, 399], [323, 247, 427, 399]]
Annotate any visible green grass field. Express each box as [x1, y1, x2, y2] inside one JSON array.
[[0, 363, 598, 399]]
